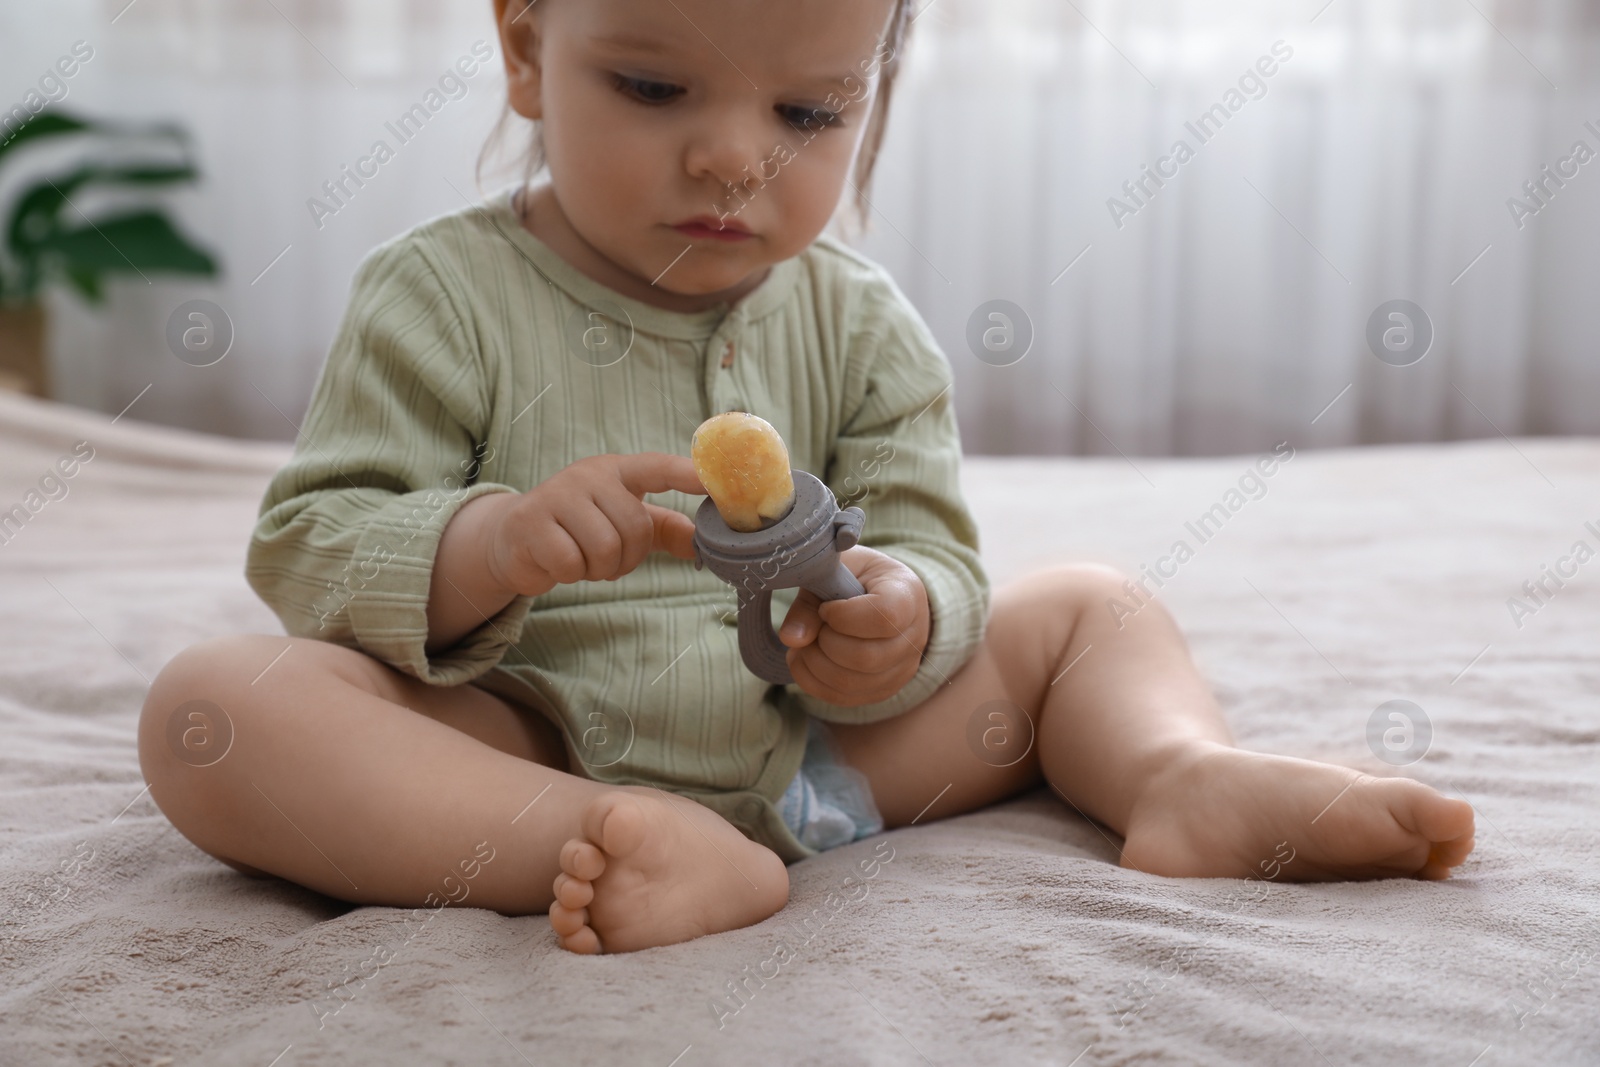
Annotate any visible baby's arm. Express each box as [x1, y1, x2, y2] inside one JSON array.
[[782, 270, 989, 722], [249, 238, 710, 673], [246, 238, 536, 686]]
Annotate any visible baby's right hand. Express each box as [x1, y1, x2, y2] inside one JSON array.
[[485, 453, 707, 597]]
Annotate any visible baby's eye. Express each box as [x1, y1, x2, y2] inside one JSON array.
[[777, 104, 842, 132], [613, 74, 684, 105]]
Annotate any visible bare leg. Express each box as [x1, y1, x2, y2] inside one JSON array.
[[828, 564, 1476, 881], [138, 634, 788, 952]]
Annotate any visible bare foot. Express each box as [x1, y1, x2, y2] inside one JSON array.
[[1120, 742, 1476, 882], [548, 787, 790, 954]]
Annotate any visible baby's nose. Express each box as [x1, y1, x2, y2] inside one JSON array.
[[682, 107, 774, 190]]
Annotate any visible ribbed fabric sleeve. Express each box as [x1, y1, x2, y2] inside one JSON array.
[[794, 264, 990, 725], [245, 235, 537, 686]]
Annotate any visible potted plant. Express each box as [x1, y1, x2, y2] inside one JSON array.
[[0, 111, 219, 397]]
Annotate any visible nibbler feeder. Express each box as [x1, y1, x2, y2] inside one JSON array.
[[692, 469, 866, 685]]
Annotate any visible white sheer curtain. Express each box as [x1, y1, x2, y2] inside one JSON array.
[[4, 0, 511, 439], [857, 0, 1600, 454], [4, 0, 1598, 453]]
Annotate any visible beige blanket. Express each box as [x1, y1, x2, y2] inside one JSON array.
[[2, 389, 1596, 1066]]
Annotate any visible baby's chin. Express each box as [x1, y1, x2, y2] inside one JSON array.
[[643, 255, 779, 300]]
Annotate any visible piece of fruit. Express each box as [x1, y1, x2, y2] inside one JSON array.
[[690, 412, 796, 532]]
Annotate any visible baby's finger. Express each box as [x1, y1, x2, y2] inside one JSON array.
[[525, 520, 587, 586], [788, 643, 894, 707], [813, 625, 907, 675], [778, 590, 824, 648], [554, 502, 624, 581], [646, 503, 698, 560], [785, 648, 842, 704], [614, 452, 708, 499], [591, 486, 657, 576], [816, 581, 920, 640]]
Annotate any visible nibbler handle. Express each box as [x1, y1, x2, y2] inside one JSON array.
[[738, 506, 866, 686]]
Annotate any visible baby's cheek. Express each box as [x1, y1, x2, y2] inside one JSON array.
[[767, 152, 855, 250]]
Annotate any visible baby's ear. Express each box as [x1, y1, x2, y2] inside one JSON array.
[[494, 0, 545, 120]]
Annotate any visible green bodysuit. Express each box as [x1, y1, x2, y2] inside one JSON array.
[[245, 186, 990, 862]]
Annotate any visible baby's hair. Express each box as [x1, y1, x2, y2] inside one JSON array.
[[478, 0, 916, 230]]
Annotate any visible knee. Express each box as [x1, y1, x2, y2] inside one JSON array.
[[136, 636, 246, 856], [137, 634, 331, 841], [983, 563, 1125, 673], [997, 562, 1132, 617], [139, 634, 386, 869], [139, 632, 360, 765], [140, 634, 266, 777]]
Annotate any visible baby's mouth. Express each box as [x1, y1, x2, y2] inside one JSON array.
[[670, 216, 755, 243]]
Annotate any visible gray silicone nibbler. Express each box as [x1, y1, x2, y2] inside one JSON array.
[[692, 469, 866, 685]]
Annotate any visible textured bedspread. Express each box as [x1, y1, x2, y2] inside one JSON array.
[[1, 389, 1596, 1066]]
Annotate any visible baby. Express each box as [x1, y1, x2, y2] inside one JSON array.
[[138, 0, 1475, 955]]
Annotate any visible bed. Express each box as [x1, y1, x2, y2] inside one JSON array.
[[2, 388, 1596, 1066]]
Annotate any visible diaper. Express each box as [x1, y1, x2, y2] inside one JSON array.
[[778, 717, 884, 851]]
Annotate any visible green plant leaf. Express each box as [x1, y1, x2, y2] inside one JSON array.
[[6, 164, 201, 251], [0, 111, 213, 305], [0, 110, 187, 166], [34, 211, 218, 304], [0, 111, 98, 163], [63, 266, 104, 304], [0, 115, 112, 301]]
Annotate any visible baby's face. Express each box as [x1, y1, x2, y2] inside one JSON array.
[[501, 0, 897, 298]]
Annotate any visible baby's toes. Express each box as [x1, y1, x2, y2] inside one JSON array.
[[584, 792, 648, 859], [549, 900, 589, 937], [1430, 835, 1476, 868], [554, 872, 594, 910], [559, 924, 601, 955], [1416, 859, 1455, 881], [560, 838, 606, 881], [1395, 784, 1475, 844]]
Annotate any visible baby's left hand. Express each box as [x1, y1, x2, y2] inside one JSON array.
[[778, 546, 930, 707]]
